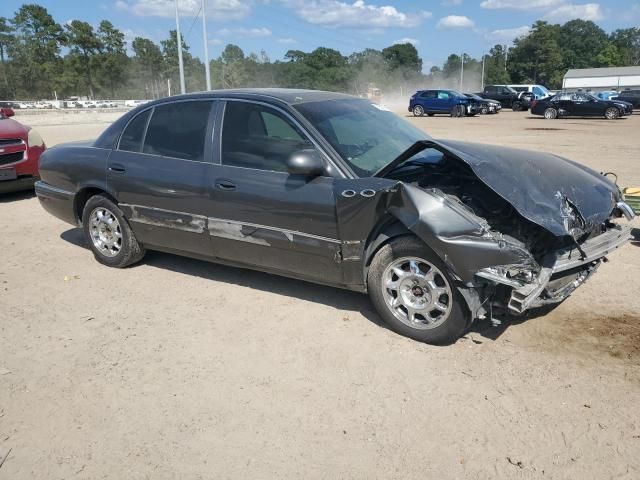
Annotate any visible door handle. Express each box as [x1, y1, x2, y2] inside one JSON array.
[[215, 180, 236, 191], [109, 164, 126, 173]]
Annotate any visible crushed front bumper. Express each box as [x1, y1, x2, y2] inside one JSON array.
[[507, 224, 632, 313]]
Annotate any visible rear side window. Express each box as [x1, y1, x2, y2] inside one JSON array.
[[221, 101, 312, 172], [142, 101, 213, 161], [119, 109, 151, 152]]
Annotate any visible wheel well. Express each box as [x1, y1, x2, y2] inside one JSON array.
[[362, 219, 412, 283], [74, 187, 117, 222]]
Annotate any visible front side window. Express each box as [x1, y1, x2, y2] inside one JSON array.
[[142, 101, 213, 161], [295, 99, 432, 177], [221, 101, 313, 172], [119, 109, 151, 152], [420, 91, 436, 98], [437, 91, 450, 100]]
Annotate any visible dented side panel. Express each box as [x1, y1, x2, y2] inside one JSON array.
[[334, 179, 534, 284]]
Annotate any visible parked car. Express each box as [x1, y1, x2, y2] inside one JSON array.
[[596, 91, 619, 101], [0, 102, 15, 118], [476, 85, 532, 111], [124, 99, 150, 107], [508, 84, 552, 100], [612, 89, 640, 109], [34, 89, 634, 345], [464, 93, 501, 114], [0, 112, 46, 193], [77, 100, 97, 108], [531, 92, 633, 119], [34, 101, 53, 109], [409, 89, 480, 117]]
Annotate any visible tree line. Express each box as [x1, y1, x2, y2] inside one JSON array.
[[0, 3, 638, 101]]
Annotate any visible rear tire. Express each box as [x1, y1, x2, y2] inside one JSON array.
[[82, 194, 145, 268], [512, 101, 522, 111], [367, 236, 469, 345], [412, 105, 424, 117], [544, 107, 558, 119], [605, 107, 620, 120]]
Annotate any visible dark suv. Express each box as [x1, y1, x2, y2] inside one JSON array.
[[613, 90, 640, 109], [477, 85, 532, 111], [409, 89, 480, 117]]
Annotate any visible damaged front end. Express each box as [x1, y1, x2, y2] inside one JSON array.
[[336, 140, 634, 322]]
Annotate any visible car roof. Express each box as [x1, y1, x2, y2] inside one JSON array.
[[147, 88, 356, 107]]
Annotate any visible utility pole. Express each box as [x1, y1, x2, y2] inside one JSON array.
[[202, 0, 211, 90], [481, 53, 486, 90], [174, 0, 186, 94], [459, 53, 464, 90], [504, 45, 508, 71]]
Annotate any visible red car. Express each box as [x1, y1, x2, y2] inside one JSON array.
[[0, 110, 45, 193], [0, 106, 15, 117]]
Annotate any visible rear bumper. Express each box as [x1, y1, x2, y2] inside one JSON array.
[[35, 181, 78, 225], [508, 224, 632, 313]]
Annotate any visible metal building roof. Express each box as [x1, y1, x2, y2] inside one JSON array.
[[564, 66, 640, 79]]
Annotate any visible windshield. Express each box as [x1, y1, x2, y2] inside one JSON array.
[[294, 99, 430, 176], [537, 85, 551, 96]]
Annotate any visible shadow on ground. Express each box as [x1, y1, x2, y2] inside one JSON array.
[[61, 227, 555, 344], [60, 227, 383, 328], [0, 189, 35, 203]]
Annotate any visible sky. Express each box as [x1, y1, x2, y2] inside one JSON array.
[[3, 0, 640, 70]]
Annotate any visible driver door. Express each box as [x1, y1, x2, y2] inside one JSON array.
[[208, 100, 343, 284]]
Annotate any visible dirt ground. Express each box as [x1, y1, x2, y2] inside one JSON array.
[[1, 108, 639, 479]]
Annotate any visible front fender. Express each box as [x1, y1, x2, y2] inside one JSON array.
[[335, 179, 534, 285]]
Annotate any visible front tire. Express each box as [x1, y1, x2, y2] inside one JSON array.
[[481, 105, 489, 115], [512, 101, 522, 111], [412, 105, 424, 117], [367, 236, 469, 345], [82, 195, 145, 268], [605, 107, 620, 120], [450, 104, 465, 118], [544, 107, 558, 119]]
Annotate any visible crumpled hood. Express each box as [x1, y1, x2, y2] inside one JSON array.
[[430, 139, 621, 238]]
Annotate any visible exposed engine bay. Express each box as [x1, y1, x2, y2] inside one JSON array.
[[377, 142, 633, 320]]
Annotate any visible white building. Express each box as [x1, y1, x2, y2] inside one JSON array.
[[562, 66, 640, 91]]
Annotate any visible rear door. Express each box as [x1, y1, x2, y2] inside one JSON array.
[[107, 100, 216, 257], [207, 100, 343, 284]]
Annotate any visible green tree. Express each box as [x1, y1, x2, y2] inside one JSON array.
[[132, 36, 164, 98], [9, 4, 64, 98], [96, 20, 128, 98], [507, 21, 563, 88], [382, 43, 422, 77], [483, 45, 510, 85], [65, 20, 102, 98], [610, 28, 640, 65], [0, 17, 15, 97], [559, 20, 608, 70]]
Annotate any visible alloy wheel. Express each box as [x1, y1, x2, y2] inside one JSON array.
[[89, 207, 123, 257], [381, 257, 453, 330]]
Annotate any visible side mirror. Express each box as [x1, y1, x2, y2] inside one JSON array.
[[287, 149, 325, 177]]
